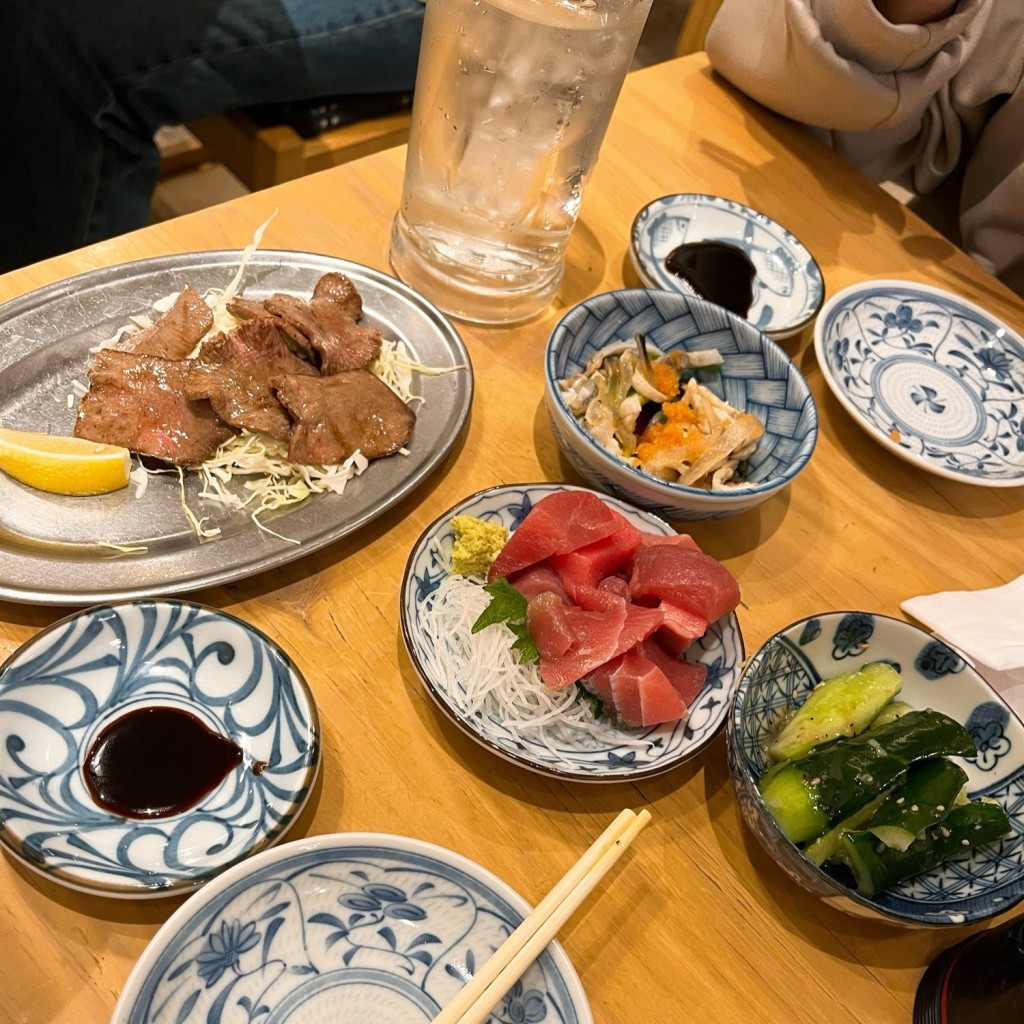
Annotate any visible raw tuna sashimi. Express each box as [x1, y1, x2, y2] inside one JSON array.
[[582, 653, 688, 727], [636, 637, 708, 705], [509, 564, 568, 603], [547, 521, 641, 602], [535, 600, 664, 690], [487, 491, 628, 582], [629, 544, 740, 624], [652, 600, 708, 655], [473, 489, 738, 730], [525, 591, 574, 660], [634, 532, 701, 553]]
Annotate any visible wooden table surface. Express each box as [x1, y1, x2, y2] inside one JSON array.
[[1, 52, 1023, 1024]]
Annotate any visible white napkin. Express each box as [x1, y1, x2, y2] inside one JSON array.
[[901, 575, 1024, 717]]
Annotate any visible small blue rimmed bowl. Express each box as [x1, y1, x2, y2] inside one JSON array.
[[630, 193, 825, 339], [728, 611, 1024, 926], [0, 599, 320, 897], [544, 288, 818, 522]]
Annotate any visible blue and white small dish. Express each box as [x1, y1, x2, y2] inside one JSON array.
[[0, 600, 319, 898], [728, 611, 1024, 926], [814, 280, 1024, 486], [400, 483, 744, 782], [545, 289, 818, 521], [631, 194, 825, 339], [112, 832, 592, 1024]]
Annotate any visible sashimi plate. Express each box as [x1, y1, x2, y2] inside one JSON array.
[[0, 249, 473, 604], [112, 832, 593, 1024], [814, 279, 1024, 486], [0, 599, 319, 898], [400, 484, 745, 782]]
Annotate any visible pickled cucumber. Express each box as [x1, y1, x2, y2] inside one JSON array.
[[759, 709, 976, 844], [768, 661, 902, 762]]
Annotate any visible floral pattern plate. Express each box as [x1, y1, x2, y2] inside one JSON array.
[[729, 611, 1024, 925], [111, 832, 593, 1024], [630, 194, 824, 338], [400, 484, 745, 782], [814, 280, 1024, 486], [0, 600, 319, 898]]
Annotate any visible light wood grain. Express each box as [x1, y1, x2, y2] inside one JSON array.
[[1, 54, 1022, 1024]]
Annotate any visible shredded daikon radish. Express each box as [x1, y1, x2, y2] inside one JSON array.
[[417, 575, 651, 770]]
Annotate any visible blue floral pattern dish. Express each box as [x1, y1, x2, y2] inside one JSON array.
[[112, 832, 592, 1024], [630, 194, 825, 338], [0, 600, 319, 898], [400, 484, 745, 782], [814, 280, 1024, 486], [728, 611, 1024, 926]]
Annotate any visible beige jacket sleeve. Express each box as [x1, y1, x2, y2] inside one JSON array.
[[705, 0, 1024, 293]]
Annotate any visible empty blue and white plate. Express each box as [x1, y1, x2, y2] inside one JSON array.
[[729, 611, 1024, 926], [0, 600, 319, 897], [814, 280, 1024, 486], [630, 193, 824, 338], [400, 484, 744, 782], [112, 832, 593, 1024]]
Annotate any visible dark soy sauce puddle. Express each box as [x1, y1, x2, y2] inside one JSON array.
[[665, 240, 757, 318], [84, 705, 263, 819]]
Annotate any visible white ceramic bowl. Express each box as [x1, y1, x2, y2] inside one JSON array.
[[544, 288, 818, 521], [728, 611, 1024, 926], [0, 599, 319, 897]]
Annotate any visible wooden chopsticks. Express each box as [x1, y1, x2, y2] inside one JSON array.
[[430, 807, 652, 1024]]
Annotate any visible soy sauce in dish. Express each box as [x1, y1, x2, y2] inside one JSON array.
[[84, 706, 255, 819], [664, 240, 757, 317]]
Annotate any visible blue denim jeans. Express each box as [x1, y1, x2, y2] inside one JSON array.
[[1, 0, 425, 272]]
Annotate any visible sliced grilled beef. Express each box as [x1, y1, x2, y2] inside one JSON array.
[[74, 350, 236, 466], [122, 285, 214, 360], [273, 370, 415, 465], [226, 273, 381, 374], [185, 318, 317, 442], [264, 293, 382, 373], [313, 272, 363, 320], [185, 364, 292, 442]]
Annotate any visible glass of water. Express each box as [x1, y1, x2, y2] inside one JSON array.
[[389, 0, 654, 325]]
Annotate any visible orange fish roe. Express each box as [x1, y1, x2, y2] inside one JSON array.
[[636, 398, 710, 463], [649, 360, 679, 399]]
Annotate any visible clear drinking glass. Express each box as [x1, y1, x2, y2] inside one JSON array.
[[389, 0, 654, 325]]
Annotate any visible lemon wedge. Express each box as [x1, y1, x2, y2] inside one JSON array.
[[0, 426, 131, 496]]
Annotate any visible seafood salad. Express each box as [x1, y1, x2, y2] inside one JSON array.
[[558, 335, 765, 489]]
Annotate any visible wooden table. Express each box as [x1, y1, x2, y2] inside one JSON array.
[[1, 52, 1022, 1024]]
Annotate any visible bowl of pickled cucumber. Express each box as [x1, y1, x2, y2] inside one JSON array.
[[727, 611, 1024, 926]]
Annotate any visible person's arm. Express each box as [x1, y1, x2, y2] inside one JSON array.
[[872, 0, 959, 24], [704, 0, 986, 132]]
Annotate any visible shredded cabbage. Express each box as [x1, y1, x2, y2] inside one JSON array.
[[196, 431, 370, 542]]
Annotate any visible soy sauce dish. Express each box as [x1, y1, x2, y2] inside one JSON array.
[[630, 193, 824, 339], [0, 599, 320, 897]]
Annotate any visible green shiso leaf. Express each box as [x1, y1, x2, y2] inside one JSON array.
[[471, 577, 539, 665]]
